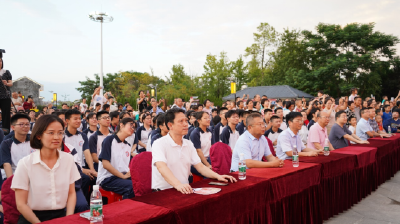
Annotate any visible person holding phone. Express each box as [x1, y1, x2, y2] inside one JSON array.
[[137, 90, 149, 112]]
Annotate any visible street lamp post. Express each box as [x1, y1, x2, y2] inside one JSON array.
[[89, 11, 113, 96]]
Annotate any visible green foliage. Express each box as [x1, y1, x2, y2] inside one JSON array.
[[76, 22, 400, 107]]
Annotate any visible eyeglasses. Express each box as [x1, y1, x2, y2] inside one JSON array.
[[13, 123, 30, 128], [320, 116, 330, 119], [44, 132, 65, 137], [100, 116, 110, 120], [89, 117, 97, 120]]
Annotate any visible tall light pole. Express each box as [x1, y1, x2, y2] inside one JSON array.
[[148, 84, 159, 101], [89, 11, 113, 96]]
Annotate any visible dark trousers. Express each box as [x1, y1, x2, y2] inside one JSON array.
[[100, 176, 135, 199], [0, 98, 11, 133], [81, 173, 96, 202], [18, 209, 66, 224], [75, 189, 89, 213]]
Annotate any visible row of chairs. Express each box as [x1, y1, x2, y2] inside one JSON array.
[[2, 139, 275, 223]]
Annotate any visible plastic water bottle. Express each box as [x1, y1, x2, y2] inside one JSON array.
[[324, 138, 330, 156], [238, 153, 246, 180], [90, 185, 103, 224], [388, 126, 392, 135], [292, 145, 299, 167]]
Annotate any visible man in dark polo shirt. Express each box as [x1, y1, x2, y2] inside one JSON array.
[[329, 110, 369, 149]]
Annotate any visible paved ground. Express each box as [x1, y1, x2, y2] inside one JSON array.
[[325, 171, 400, 224]]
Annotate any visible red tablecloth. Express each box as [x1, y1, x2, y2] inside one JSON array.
[[331, 146, 378, 202], [331, 146, 377, 168], [299, 153, 358, 219], [246, 162, 322, 224], [42, 200, 176, 224], [356, 137, 400, 185], [134, 175, 272, 224]]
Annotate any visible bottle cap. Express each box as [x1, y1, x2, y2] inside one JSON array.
[[93, 185, 99, 191]]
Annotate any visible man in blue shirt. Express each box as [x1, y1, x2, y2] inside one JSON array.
[[383, 109, 400, 133], [231, 113, 283, 172], [357, 108, 390, 140]]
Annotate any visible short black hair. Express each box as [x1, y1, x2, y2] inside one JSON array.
[[211, 108, 218, 113], [102, 104, 110, 110], [156, 113, 166, 129], [335, 110, 347, 120], [164, 108, 186, 130], [96, 111, 109, 120], [212, 115, 221, 126], [65, 109, 81, 120], [225, 110, 239, 119], [318, 90, 324, 94], [110, 111, 119, 120], [86, 112, 96, 120], [264, 109, 272, 114], [354, 96, 361, 101], [10, 113, 30, 126], [287, 112, 302, 123], [236, 100, 243, 107], [62, 103, 68, 106], [274, 107, 283, 113], [203, 99, 210, 106], [218, 107, 228, 115], [270, 115, 280, 122], [239, 110, 250, 118], [31, 115, 65, 149]]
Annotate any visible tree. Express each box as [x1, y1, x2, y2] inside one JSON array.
[[286, 22, 399, 97], [76, 73, 121, 103], [200, 52, 232, 104], [231, 55, 249, 91], [244, 23, 278, 81]]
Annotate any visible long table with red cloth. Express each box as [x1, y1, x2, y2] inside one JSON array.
[[45, 136, 400, 224], [42, 199, 176, 224]]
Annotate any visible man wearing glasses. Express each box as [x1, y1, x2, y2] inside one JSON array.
[[231, 113, 283, 172], [306, 111, 335, 151], [276, 112, 320, 160], [0, 114, 35, 179], [328, 110, 369, 149]]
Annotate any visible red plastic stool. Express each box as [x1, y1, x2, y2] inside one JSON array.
[[99, 187, 122, 204], [192, 174, 204, 183]]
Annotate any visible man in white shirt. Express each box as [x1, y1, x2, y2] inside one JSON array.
[[79, 99, 88, 114], [275, 112, 319, 160], [152, 108, 236, 194], [11, 92, 23, 106]]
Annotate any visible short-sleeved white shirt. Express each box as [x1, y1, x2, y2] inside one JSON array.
[[151, 134, 201, 190], [11, 150, 81, 210]]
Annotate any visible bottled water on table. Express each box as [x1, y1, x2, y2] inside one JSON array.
[[90, 185, 103, 224], [324, 138, 330, 156], [388, 126, 391, 135], [292, 145, 299, 167], [238, 153, 246, 180]]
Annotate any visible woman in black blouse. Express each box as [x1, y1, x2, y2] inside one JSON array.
[[0, 57, 12, 133]]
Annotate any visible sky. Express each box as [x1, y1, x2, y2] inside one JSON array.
[[1, 0, 399, 101]]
